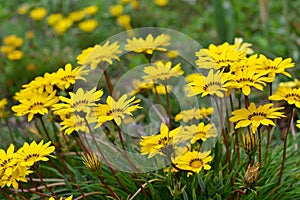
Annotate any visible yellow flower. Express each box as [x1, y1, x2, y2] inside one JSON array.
[[195, 42, 246, 71], [174, 107, 214, 122], [143, 61, 183, 83], [15, 140, 55, 167], [129, 79, 154, 96], [78, 19, 98, 33], [47, 13, 64, 26], [51, 63, 89, 90], [121, 0, 131, 4], [229, 103, 285, 133], [0, 45, 15, 54], [77, 41, 122, 69], [82, 5, 98, 16], [52, 87, 103, 117], [29, 7, 47, 21], [53, 18, 73, 35], [117, 15, 132, 30], [0, 98, 9, 119], [166, 50, 179, 59], [49, 195, 73, 200], [152, 84, 172, 95], [242, 130, 257, 155], [95, 94, 141, 127], [22, 72, 55, 94], [229, 67, 272, 96], [279, 79, 300, 88], [181, 123, 217, 144], [1, 164, 31, 189], [11, 91, 59, 121], [154, 0, 169, 7], [60, 114, 96, 135], [131, 0, 139, 9], [17, 4, 30, 15], [68, 11, 85, 22], [269, 86, 300, 108], [125, 33, 170, 55], [7, 50, 23, 60], [82, 153, 101, 174], [174, 150, 213, 175], [3, 35, 23, 48], [186, 69, 233, 98], [256, 54, 295, 81], [234, 37, 253, 55], [296, 120, 300, 129], [140, 123, 183, 158], [109, 4, 124, 17]]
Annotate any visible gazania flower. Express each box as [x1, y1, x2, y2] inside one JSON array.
[[11, 91, 59, 121], [234, 37, 253, 55], [82, 5, 98, 16], [186, 69, 233, 98], [125, 33, 170, 55], [77, 41, 122, 70], [229, 103, 285, 133], [15, 140, 55, 167], [22, 73, 55, 94], [78, 19, 98, 33], [256, 54, 295, 81], [0, 144, 16, 170], [52, 87, 103, 117], [140, 123, 183, 158], [181, 123, 217, 144], [195, 42, 246, 71], [51, 63, 89, 90], [3, 35, 23, 48], [60, 114, 97, 135], [174, 150, 213, 175], [95, 94, 141, 127], [49, 195, 73, 200], [129, 79, 154, 96], [174, 107, 214, 122], [229, 67, 272, 96], [143, 61, 183, 83], [269, 87, 300, 108], [1, 164, 31, 189], [296, 120, 300, 129]]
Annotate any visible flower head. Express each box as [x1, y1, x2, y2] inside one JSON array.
[[82, 153, 101, 174], [125, 33, 170, 55], [82, 5, 98, 16], [174, 107, 214, 122], [174, 150, 213, 175], [140, 123, 183, 158], [95, 94, 141, 127], [78, 19, 98, 33], [143, 61, 183, 83], [229, 103, 285, 132], [29, 7, 47, 21], [181, 123, 217, 144], [15, 140, 55, 167], [3, 35, 23, 48], [12, 91, 59, 121], [195, 42, 246, 71], [269, 87, 300, 108], [60, 114, 97, 135], [51, 63, 89, 89], [77, 41, 122, 69], [186, 69, 233, 98]]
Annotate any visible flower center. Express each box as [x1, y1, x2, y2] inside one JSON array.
[[190, 158, 203, 168], [61, 74, 75, 81], [285, 93, 300, 100], [248, 112, 267, 121], [236, 77, 255, 83], [29, 102, 44, 110], [24, 153, 40, 162], [158, 136, 169, 146], [203, 81, 222, 92], [71, 99, 89, 109]]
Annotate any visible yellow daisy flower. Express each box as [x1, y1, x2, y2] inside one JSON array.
[[51, 63, 89, 90], [11, 91, 59, 121], [256, 54, 295, 81], [195, 42, 246, 71], [174, 107, 214, 122], [140, 123, 183, 158], [95, 94, 141, 127], [77, 41, 122, 69], [3, 35, 23, 48], [234, 37, 254, 55], [129, 79, 154, 96], [22, 72, 55, 94], [60, 114, 97, 135], [229, 103, 285, 133], [174, 150, 213, 175], [269, 86, 300, 108], [1, 164, 31, 189], [52, 87, 103, 117], [15, 140, 55, 167], [78, 19, 98, 33], [125, 33, 170, 55], [143, 61, 184, 83], [29, 7, 47, 21], [186, 69, 233, 98], [181, 123, 217, 144], [49, 195, 73, 200]]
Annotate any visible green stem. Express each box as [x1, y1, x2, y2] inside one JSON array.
[[165, 85, 172, 129]]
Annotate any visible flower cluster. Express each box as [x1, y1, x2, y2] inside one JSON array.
[[0, 35, 24, 60], [0, 140, 55, 189]]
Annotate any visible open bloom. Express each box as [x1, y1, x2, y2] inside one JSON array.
[[78, 19, 98, 33], [174, 107, 214, 122], [181, 123, 217, 144], [143, 61, 183, 83], [140, 123, 183, 158], [77, 41, 122, 69], [174, 150, 213, 175], [195, 42, 246, 71], [269, 87, 300, 108], [229, 103, 285, 133], [186, 69, 233, 98], [15, 140, 55, 167], [95, 94, 141, 127], [125, 33, 170, 55], [12, 91, 59, 121]]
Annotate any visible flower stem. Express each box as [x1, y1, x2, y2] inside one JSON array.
[[97, 175, 119, 199], [257, 127, 262, 165], [104, 69, 114, 95], [164, 85, 172, 129], [276, 108, 294, 189]]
